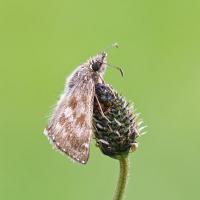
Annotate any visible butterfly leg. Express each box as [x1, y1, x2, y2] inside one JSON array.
[[94, 95, 114, 133], [94, 94, 110, 123], [98, 74, 106, 84]]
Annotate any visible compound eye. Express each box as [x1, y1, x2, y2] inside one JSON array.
[[91, 62, 101, 71]]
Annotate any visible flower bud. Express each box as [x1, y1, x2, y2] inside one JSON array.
[[93, 83, 143, 159]]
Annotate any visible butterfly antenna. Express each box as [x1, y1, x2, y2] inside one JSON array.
[[102, 42, 119, 53], [106, 63, 124, 77], [99, 42, 124, 77]]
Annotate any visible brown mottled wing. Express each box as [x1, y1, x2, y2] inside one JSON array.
[[44, 66, 95, 164]]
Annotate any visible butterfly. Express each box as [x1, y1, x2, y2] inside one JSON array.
[[44, 51, 109, 164]]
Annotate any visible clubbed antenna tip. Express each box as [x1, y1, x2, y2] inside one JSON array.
[[112, 43, 119, 48]]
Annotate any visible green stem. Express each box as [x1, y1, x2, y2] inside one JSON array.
[[113, 156, 129, 200]]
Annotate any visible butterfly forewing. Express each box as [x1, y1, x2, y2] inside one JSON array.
[[44, 52, 107, 164], [45, 66, 95, 164]]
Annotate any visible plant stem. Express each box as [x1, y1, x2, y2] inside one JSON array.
[[113, 156, 129, 200]]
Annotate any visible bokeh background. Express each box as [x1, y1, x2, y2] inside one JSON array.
[[1, 0, 200, 200]]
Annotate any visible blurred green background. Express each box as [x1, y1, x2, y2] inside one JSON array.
[[1, 0, 200, 200]]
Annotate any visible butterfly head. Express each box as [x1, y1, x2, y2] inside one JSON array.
[[90, 52, 107, 74]]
